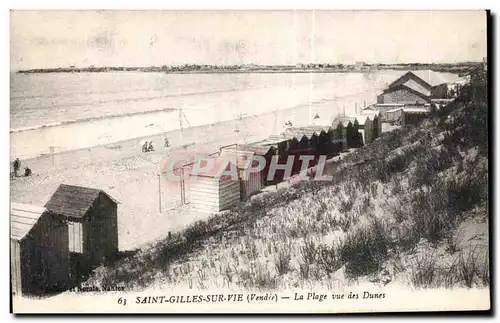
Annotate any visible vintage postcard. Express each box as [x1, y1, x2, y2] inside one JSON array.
[[10, 10, 490, 313]]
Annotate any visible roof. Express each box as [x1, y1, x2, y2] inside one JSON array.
[[362, 105, 378, 111], [387, 71, 432, 90], [284, 126, 333, 140], [312, 116, 334, 127], [219, 149, 256, 169], [388, 70, 464, 89], [360, 110, 380, 118], [189, 157, 238, 178], [251, 134, 289, 147], [332, 116, 357, 127], [431, 99, 455, 103], [222, 144, 274, 156], [373, 103, 405, 107], [386, 107, 429, 114], [412, 70, 463, 87], [381, 84, 432, 103], [374, 103, 430, 107], [156, 150, 220, 175], [45, 184, 118, 219], [352, 115, 371, 126], [11, 202, 48, 241]]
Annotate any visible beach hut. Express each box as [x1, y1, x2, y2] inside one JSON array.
[[401, 107, 429, 126], [372, 114, 381, 140], [360, 110, 382, 142], [345, 121, 355, 148], [385, 107, 404, 124], [251, 134, 289, 157], [11, 202, 70, 296], [219, 145, 265, 200], [316, 130, 329, 156], [353, 115, 374, 145], [44, 184, 119, 271], [360, 111, 382, 143], [334, 122, 347, 152], [285, 126, 335, 157], [298, 135, 310, 149], [385, 107, 429, 126], [189, 158, 241, 214], [256, 134, 291, 157], [288, 137, 299, 152]]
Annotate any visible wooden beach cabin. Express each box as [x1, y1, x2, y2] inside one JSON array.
[[219, 144, 266, 200], [286, 126, 336, 157], [248, 135, 290, 184], [44, 184, 119, 271], [385, 106, 429, 126], [354, 115, 374, 145], [332, 117, 354, 151], [11, 203, 70, 296], [364, 112, 381, 141], [189, 158, 241, 214]]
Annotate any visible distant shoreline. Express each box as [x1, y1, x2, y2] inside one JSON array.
[[15, 63, 480, 75]]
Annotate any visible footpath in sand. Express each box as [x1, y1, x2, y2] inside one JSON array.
[[10, 99, 350, 251]]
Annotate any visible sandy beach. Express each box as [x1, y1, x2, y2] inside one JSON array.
[[10, 96, 371, 251]]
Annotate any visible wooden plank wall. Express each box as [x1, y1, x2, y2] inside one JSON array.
[[360, 119, 372, 144], [190, 176, 221, 214], [190, 175, 240, 213], [218, 178, 240, 211], [88, 194, 118, 265], [37, 215, 70, 290], [10, 239, 21, 296], [21, 238, 46, 295], [240, 169, 263, 200], [109, 205, 119, 255]]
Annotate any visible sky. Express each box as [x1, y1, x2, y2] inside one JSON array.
[[10, 10, 487, 70]]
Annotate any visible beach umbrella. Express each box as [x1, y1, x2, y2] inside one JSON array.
[[140, 140, 147, 146]]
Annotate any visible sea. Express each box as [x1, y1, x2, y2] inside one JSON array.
[[10, 70, 419, 159]]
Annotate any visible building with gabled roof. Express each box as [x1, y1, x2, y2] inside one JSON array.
[[11, 202, 69, 296], [377, 84, 432, 105], [387, 71, 433, 96], [386, 70, 465, 99], [45, 184, 119, 270]]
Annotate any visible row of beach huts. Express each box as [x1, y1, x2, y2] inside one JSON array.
[[174, 70, 468, 214], [167, 111, 383, 215], [11, 70, 468, 297]]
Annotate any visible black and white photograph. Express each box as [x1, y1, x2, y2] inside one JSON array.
[[9, 10, 490, 313]]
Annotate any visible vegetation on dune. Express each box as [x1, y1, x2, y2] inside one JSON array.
[[87, 68, 489, 291]]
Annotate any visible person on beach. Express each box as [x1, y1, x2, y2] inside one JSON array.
[[24, 166, 32, 177], [13, 158, 21, 177], [148, 141, 154, 152], [142, 141, 148, 153], [164, 137, 170, 148]]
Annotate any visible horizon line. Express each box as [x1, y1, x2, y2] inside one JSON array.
[[11, 60, 485, 72]]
